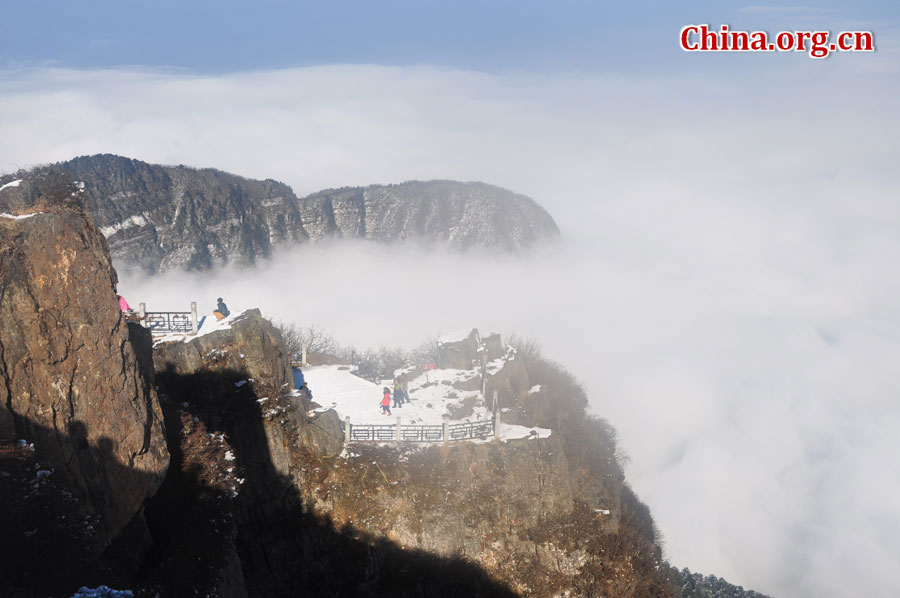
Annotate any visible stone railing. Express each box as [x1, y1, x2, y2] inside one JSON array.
[[136, 302, 199, 334], [341, 415, 497, 444]]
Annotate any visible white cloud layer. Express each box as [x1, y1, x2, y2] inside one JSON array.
[[3, 57, 900, 597]]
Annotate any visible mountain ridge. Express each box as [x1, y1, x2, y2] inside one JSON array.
[[55, 154, 560, 274]]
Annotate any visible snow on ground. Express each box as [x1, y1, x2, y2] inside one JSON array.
[[71, 587, 133, 598], [0, 179, 22, 192], [496, 424, 551, 441], [307, 404, 335, 416], [437, 328, 475, 344], [301, 365, 389, 424], [529, 385, 542, 393], [485, 356, 505, 375], [302, 362, 551, 443], [151, 309, 244, 345], [392, 365, 417, 378], [0, 211, 38, 220]]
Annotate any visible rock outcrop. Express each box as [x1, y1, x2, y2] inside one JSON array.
[[289, 338, 661, 597], [146, 313, 516, 597], [300, 180, 560, 249], [57, 154, 560, 273], [140, 312, 673, 596], [58, 155, 309, 273], [152, 309, 294, 392], [152, 309, 344, 460], [0, 169, 169, 592], [436, 328, 482, 369], [145, 316, 667, 596]]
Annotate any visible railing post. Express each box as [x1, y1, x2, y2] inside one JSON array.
[[395, 417, 402, 443], [481, 356, 487, 395], [138, 303, 146, 327], [344, 416, 351, 444], [493, 390, 500, 439], [190, 302, 198, 334], [442, 416, 449, 445], [301, 342, 308, 366]]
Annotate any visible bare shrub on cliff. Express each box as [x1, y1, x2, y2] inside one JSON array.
[[272, 321, 426, 378], [520, 353, 629, 497], [507, 333, 542, 364], [273, 321, 339, 360], [410, 336, 438, 365], [343, 346, 409, 381], [349, 339, 436, 380]]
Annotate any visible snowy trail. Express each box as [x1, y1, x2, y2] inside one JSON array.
[[302, 364, 550, 441]]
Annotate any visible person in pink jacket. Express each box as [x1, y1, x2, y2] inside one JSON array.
[[117, 294, 131, 312], [381, 388, 392, 416]]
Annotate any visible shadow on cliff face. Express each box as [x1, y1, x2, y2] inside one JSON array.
[[0, 371, 516, 597], [143, 364, 518, 598], [0, 421, 160, 597]]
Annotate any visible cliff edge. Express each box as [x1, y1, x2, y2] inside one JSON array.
[[0, 169, 169, 593]]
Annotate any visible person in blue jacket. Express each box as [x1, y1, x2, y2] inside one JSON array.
[[214, 297, 230, 320]]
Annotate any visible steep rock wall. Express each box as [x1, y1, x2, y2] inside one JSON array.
[[147, 314, 516, 597], [0, 169, 169, 590], [139, 313, 673, 596], [59, 154, 309, 273], [152, 309, 344, 460]]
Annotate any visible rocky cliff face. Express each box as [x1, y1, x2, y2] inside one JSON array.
[[142, 316, 672, 597], [152, 308, 344, 461], [300, 180, 560, 249], [57, 154, 560, 273], [287, 340, 669, 598], [58, 155, 309, 273], [0, 169, 169, 593], [144, 313, 517, 597]]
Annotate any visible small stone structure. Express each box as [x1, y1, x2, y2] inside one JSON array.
[[482, 332, 504, 360], [436, 328, 481, 370]]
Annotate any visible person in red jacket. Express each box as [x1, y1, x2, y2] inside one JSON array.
[[381, 387, 392, 416]]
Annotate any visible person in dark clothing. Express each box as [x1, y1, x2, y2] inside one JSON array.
[[394, 378, 408, 405], [293, 367, 305, 390], [400, 374, 410, 403], [214, 297, 230, 320], [392, 383, 403, 409]]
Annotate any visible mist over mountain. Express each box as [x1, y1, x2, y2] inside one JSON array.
[[57, 154, 559, 274], [0, 166, 649, 596], [1, 164, 774, 598]]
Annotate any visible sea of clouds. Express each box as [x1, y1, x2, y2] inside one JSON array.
[[2, 55, 899, 597]]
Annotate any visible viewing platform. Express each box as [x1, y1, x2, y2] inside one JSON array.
[[130, 301, 200, 334]]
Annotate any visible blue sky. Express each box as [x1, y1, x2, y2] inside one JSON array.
[[1, 0, 895, 73]]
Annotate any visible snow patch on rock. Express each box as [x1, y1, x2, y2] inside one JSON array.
[[100, 214, 148, 237], [437, 328, 476, 344], [0, 212, 38, 220], [0, 179, 22, 192]]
